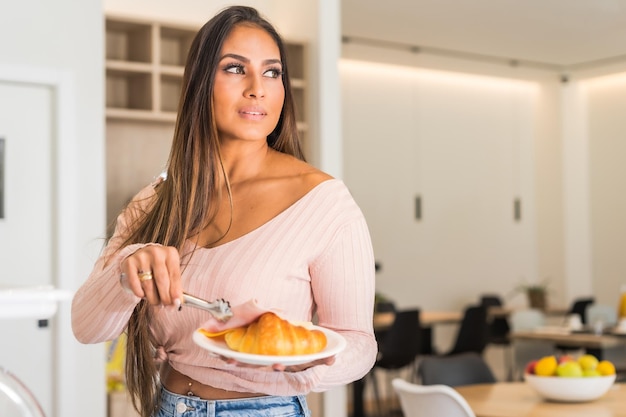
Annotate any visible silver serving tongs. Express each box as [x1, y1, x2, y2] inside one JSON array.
[[119, 273, 233, 322], [182, 293, 233, 322]]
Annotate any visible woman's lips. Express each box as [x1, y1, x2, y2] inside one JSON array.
[[239, 108, 266, 120]]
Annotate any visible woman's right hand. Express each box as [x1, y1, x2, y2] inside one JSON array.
[[120, 245, 183, 308]]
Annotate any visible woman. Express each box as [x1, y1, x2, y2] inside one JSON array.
[[72, 5, 376, 417]]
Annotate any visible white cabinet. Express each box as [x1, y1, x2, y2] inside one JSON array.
[[341, 62, 538, 313]]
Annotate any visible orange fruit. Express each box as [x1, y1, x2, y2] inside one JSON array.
[[596, 360, 616, 376], [534, 355, 558, 376]]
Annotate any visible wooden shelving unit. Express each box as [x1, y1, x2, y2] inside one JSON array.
[[105, 17, 195, 122], [105, 16, 309, 134]]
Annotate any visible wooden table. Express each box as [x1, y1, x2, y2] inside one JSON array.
[[488, 306, 569, 319], [455, 382, 626, 417], [373, 310, 462, 329], [510, 329, 626, 349]]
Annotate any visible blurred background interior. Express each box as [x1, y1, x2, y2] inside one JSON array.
[[2, 1, 626, 416]]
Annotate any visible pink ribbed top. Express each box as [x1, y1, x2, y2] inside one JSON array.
[[71, 179, 377, 395]]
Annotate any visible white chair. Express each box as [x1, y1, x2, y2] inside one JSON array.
[[509, 309, 555, 380], [585, 303, 621, 369], [392, 378, 476, 417], [510, 308, 545, 331], [587, 304, 618, 327]]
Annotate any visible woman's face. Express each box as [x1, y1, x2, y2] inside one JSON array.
[[213, 24, 285, 144]]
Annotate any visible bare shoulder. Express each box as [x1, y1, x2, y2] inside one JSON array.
[[271, 151, 334, 194], [296, 162, 334, 191]]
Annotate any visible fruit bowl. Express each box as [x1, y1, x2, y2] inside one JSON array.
[[524, 373, 616, 402]]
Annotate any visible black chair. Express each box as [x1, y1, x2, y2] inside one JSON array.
[[480, 294, 513, 379], [375, 300, 397, 313], [418, 352, 497, 387], [444, 304, 489, 356], [480, 295, 511, 344], [368, 308, 422, 417], [567, 297, 595, 325], [556, 297, 596, 356]]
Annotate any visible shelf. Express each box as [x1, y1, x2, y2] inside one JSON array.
[[290, 78, 305, 89], [285, 43, 305, 79], [160, 25, 196, 66], [104, 16, 309, 159], [160, 75, 182, 113], [106, 60, 153, 72], [106, 69, 152, 110], [106, 16, 308, 131], [105, 17, 195, 118], [160, 65, 185, 77], [292, 86, 305, 124], [106, 108, 177, 123], [105, 19, 152, 63]]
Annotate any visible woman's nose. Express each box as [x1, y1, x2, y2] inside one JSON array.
[[244, 74, 265, 98]]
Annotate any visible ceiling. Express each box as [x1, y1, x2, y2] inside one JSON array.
[[341, 0, 626, 71]]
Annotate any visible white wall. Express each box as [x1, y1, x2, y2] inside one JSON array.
[[341, 40, 626, 325], [0, 0, 105, 416], [532, 80, 566, 306], [341, 60, 540, 354], [341, 44, 564, 313], [583, 73, 626, 306]]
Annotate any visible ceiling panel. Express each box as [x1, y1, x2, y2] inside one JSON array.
[[341, 0, 626, 69]]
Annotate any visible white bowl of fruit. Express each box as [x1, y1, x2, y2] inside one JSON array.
[[524, 354, 616, 402]]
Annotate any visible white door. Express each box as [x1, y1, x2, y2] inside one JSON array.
[[0, 81, 55, 416]]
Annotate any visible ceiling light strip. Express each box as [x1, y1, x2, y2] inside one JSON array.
[[342, 35, 563, 73]]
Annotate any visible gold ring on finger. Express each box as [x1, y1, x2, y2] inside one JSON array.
[[138, 270, 154, 281]]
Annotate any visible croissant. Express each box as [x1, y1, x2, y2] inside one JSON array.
[[224, 312, 327, 355]]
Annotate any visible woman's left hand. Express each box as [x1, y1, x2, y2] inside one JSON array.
[[272, 356, 335, 372], [221, 355, 335, 372]]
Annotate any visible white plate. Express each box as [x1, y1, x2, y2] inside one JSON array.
[[193, 325, 347, 366]]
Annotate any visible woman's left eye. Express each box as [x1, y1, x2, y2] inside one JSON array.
[[264, 68, 283, 79]]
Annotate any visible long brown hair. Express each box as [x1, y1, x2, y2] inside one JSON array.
[[122, 6, 303, 416]]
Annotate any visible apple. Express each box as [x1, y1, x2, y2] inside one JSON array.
[[583, 369, 601, 377], [556, 361, 583, 377], [525, 360, 538, 375], [578, 354, 599, 371], [558, 354, 575, 364]]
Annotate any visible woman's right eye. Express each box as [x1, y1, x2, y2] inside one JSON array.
[[224, 63, 245, 74]]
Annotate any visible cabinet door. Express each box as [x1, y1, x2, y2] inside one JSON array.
[[0, 81, 55, 416], [341, 64, 537, 309], [414, 78, 537, 302]]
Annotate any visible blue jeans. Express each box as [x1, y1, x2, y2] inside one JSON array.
[[154, 386, 311, 417]]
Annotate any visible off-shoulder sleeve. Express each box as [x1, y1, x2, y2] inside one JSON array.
[[71, 183, 159, 344]]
